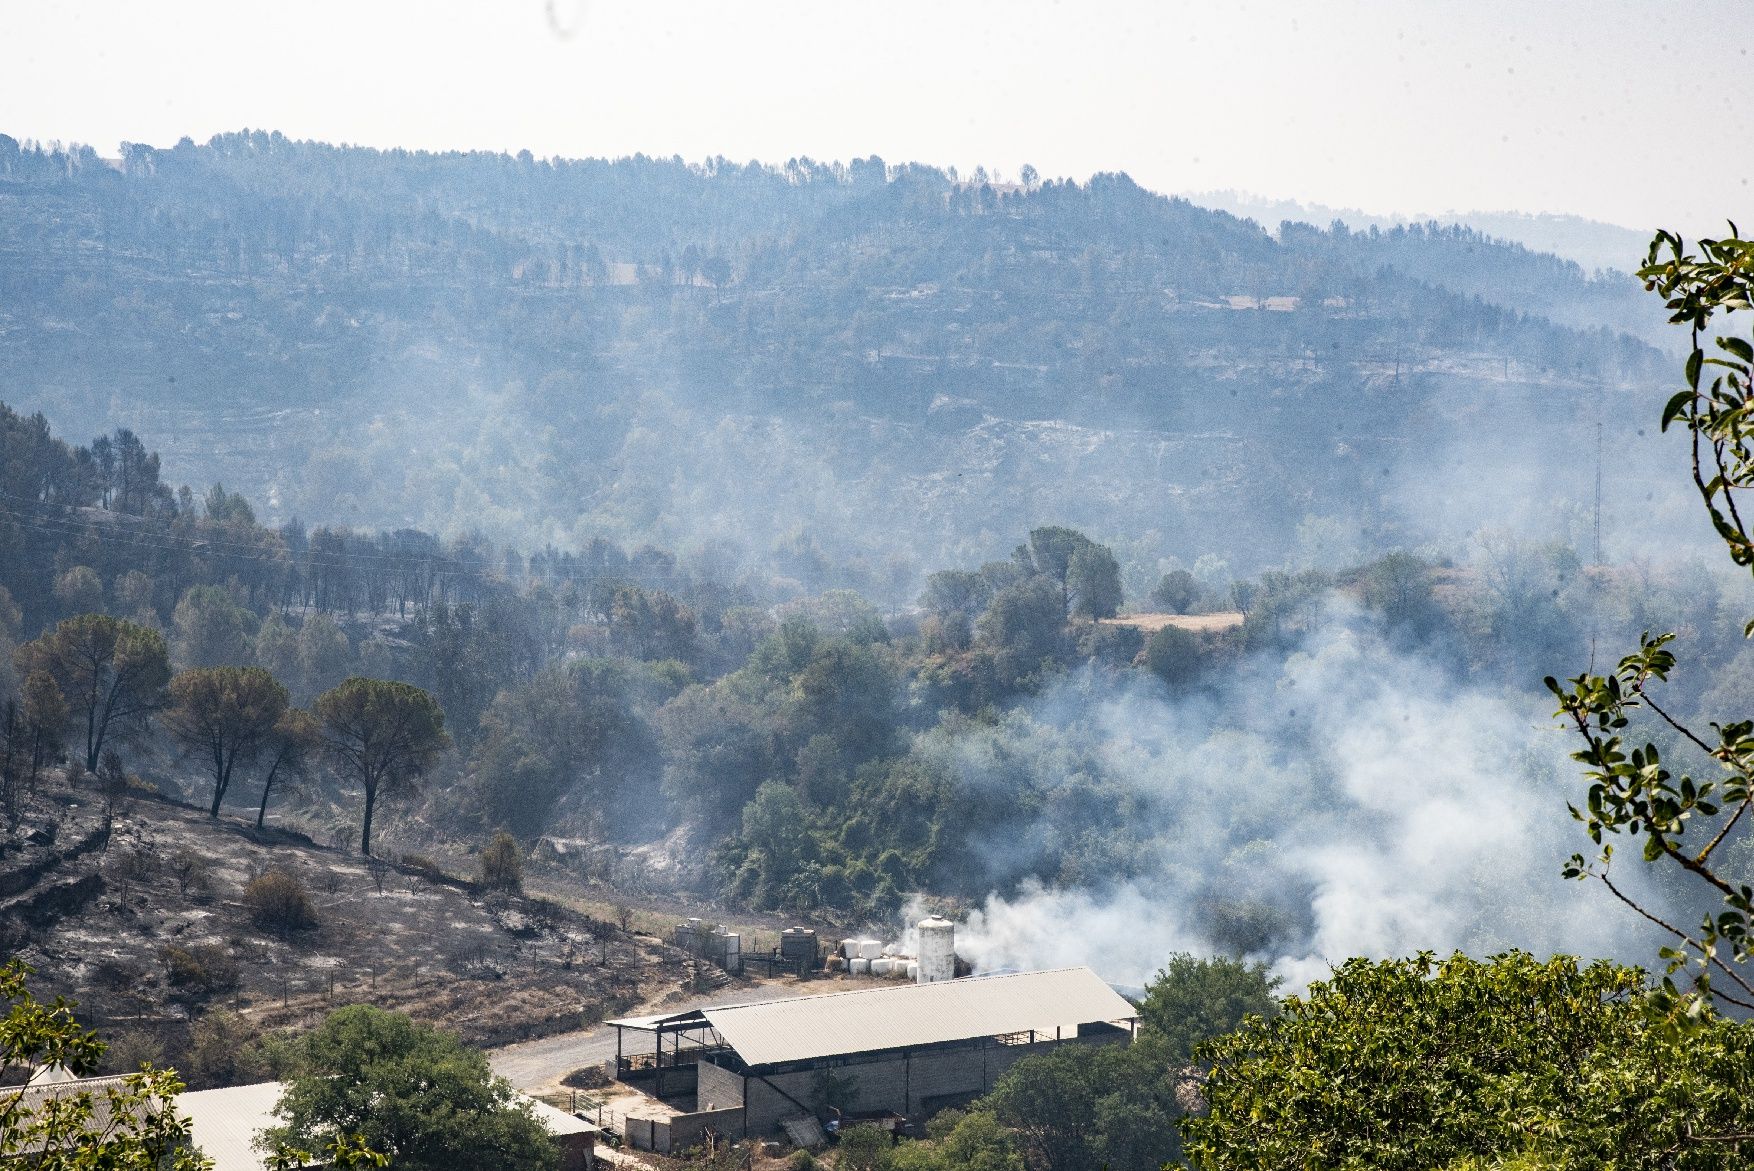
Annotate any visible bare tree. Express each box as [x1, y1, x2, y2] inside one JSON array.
[[366, 855, 390, 896]]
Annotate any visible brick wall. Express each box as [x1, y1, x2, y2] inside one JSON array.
[[696, 1059, 745, 1109]]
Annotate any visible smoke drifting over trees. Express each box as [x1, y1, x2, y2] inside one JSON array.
[[0, 131, 1739, 1011], [0, 132, 1693, 602]]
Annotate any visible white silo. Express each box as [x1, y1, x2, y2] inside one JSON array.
[[916, 916, 955, 984]]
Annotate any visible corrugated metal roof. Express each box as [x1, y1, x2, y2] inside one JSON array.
[[0, 1075, 145, 1155], [605, 1009, 699, 1030], [702, 967, 1136, 1067], [179, 1081, 284, 1171], [606, 995, 773, 1033], [524, 1096, 601, 1136], [179, 1080, 600, 1169]]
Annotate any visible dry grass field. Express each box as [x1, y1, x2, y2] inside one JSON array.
[[1107, 610, 1245, 634]]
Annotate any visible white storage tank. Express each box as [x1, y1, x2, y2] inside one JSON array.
[[871, 958, 893, 977], [850, 957, 871, 975], [916, 916, 955, 984], [906, 961, 920, 980], [859, 939, 884, 960], [841, 938, 861, 960]]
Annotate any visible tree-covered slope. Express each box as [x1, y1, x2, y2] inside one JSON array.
[[0, 132, 1671, 584]]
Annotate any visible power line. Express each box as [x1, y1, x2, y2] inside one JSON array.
[[0, 502, 518, 589]]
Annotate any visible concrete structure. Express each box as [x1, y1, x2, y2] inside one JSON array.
[[177, 1080, 600, 1170], [673, 921, 742, 974], [608, 966, 1136, 1147], [779, 927, 819, 968]]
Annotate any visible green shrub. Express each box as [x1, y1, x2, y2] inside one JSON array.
[[182, 1010, 277, 1090], [159, 942, 240, 997], [244, 867, 318, 934], [836, 1125, 891, 1171], [478, 831, 522, 892]]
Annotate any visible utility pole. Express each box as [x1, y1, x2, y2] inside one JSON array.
[[1593, 420, 1604, 565], [1589, 416, 1605, 672]]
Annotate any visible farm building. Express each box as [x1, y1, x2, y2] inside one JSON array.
[[608, 966, 1137, 1152]]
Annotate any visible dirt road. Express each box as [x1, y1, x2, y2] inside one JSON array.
[[489, 980, 803, 1091]]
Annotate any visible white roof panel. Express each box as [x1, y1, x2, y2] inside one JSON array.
[[523, 1096, 601, 1136], [180, 1081, 283, 1171], [179, 1080, 598, 1169], [702, 967, 1135, 1067]]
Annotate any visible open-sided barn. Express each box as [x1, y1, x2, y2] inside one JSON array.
[[609, 966, 1137, 1150]]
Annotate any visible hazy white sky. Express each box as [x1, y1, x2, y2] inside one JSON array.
[[5, 0, 1748, 231]]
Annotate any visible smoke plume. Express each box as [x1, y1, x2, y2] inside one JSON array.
[[932, 601, 1667, 990]]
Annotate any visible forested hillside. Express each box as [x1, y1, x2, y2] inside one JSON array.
[[0, 132, 1680, 597], [4, 398, 1744, 985]]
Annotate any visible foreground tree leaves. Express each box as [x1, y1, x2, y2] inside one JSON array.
[[1550, 228, 1754, 1017], [1182, 951, 1754, 1171], [0, 959, 212, 1169]]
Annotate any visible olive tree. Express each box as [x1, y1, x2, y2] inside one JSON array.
[[1547, 229, 1754, 1015]]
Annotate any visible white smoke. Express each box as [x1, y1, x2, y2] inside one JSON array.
[[934, 601, 1664, 990]]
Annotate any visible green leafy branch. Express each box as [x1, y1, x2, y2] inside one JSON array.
[[1548, 227, 1754, 1021]]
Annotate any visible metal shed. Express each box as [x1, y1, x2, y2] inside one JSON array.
[[608, 967, 1138, 1146]]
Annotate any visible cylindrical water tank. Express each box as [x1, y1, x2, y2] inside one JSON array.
[[859, 939, 884, 960], [850, 957, 871, 975], [871, 958, 893, 977], [916, 916, 955, 984], [906, 961, 919, 980], [841, 938, 861, 960]]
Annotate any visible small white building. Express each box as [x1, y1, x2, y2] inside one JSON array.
[[178, 1080, 599, 1170]]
